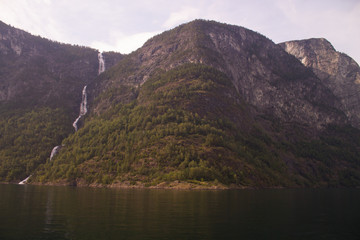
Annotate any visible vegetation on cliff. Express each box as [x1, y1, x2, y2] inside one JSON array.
[[0, 107, 73, 181], [32, 64, 360, 187]]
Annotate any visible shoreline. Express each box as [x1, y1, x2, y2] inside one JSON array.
[[2, 181, 358, 190], [4, 179, 344, 190], [2, 180, 247, 190]]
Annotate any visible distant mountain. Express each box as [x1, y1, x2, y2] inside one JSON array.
[[1, 20, 359, 188], [280, 38, 360, 128]]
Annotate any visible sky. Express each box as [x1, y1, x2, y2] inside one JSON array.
[[0, 0, 359, 63]]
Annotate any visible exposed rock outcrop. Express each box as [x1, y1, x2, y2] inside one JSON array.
[[280, 38, 360, 128], [92, 20, 346, 129]]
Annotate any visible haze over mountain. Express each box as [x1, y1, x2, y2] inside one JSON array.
[[1, 20, 359, 188]]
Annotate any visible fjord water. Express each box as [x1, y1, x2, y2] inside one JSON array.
[[1, 185, 359, 240]]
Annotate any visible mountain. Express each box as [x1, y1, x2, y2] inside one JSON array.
[[1, 20, 360, 188], [90, 21, 346, 129], [0, 21, 123, 110], [279, 38, 360, 128], [0, 20, 123, 181]]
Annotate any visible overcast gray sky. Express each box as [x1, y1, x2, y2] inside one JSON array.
[[0, 0, 359, 63]]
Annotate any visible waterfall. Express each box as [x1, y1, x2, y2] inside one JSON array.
[[72, 52, 105, 132], [50, 145, 62, 161], [19, 143, 58, 183], [72, 85, 88, 131], [98, 52, 105, 74], [19, 175, 31, 185], [19, 52, 106, 185]]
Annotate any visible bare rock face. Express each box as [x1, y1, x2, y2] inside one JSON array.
[[280, 38, 360, 128], [197, 23, 345, 129], [93, 20, 346, 129]]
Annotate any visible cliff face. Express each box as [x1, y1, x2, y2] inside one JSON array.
[[0, 21, 123, 112], [0, 22, 96, 111], [280, 38, 360, 128], [92, 20, 346, 129], [193, 23, 347, 129]]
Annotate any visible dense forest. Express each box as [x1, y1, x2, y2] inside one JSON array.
[[0, 106, 73, 181]]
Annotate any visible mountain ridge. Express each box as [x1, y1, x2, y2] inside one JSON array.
[[89, 20, 347, 130], [280, 38, 360, 128], [1, 19, 360, 188]]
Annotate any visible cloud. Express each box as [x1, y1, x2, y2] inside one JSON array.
[[163, 6, 200, 29], [0, 0, 67, 43], [273, 0, 360, 63], [91, 31, 160, 53]]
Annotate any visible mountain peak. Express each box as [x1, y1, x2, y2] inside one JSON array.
[[102, 20, 344, 129], [279, 38, 336, 65], [282, 38, 335, 51], [280, 38, 360, 128]]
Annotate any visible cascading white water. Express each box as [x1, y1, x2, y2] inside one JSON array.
[[72, 52, 105, 132], [20, 52, 105, 184], [50, 145, 62, 161], [98, 52, 105, 75], [72, 85, 88, 131], [19, 175, 31, 185]]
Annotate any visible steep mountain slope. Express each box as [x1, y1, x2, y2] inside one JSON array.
[[32, 20, 360, 188], [0, 22, 96, 110], [0, 21, 123, 110], [280, 38, 360, 128], [0, 21, 123, 181], [90, 20, 345, 129]]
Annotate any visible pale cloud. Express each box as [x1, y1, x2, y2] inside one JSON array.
[[163, 6, 200, 29], [0, 0, 66, 42], [273, 0, 360, 62], [91, 31, 160, 53], [276, 0, 297, 23]]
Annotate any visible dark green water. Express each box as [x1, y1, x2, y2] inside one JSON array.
[[0, 184, 359, 240]]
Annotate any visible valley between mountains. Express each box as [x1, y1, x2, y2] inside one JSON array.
[[1, 20, 360, 188]]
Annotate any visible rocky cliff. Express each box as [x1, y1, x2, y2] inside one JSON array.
[[280, 38, 360, 128], [90, 20, 346, 129]]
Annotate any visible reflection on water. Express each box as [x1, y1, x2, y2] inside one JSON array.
[[0, 184, 360, 240]]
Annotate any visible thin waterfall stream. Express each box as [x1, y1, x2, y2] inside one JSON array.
[[98, 52, 105, 74], [72, 52, 105, 131], [49, 145, 62, 161], [19, 52, 105, 184], [72, 85, 88, 131]]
